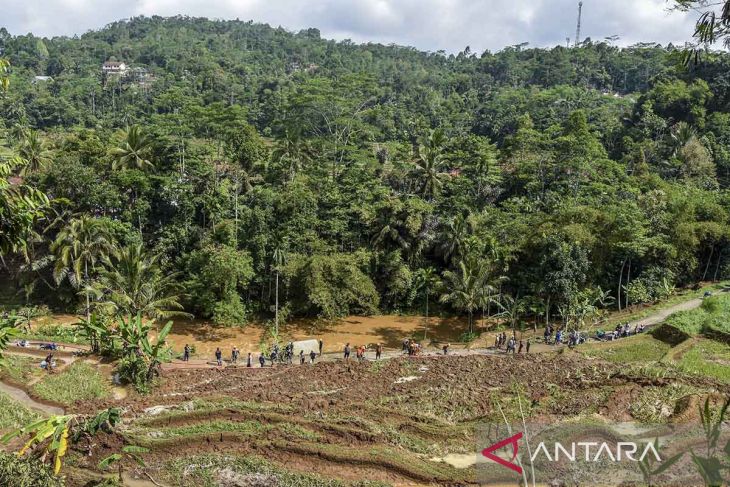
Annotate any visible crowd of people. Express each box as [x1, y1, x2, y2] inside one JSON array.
[[494, 332, 531, 353], [179, 337, 457, 368], [598, 322, 645, 341], [175, 319, 650, 369]]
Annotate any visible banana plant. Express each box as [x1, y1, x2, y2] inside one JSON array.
[[99, 445, 149, 482], [73, 313, 111, 354], [2, 415, 75, 475], [690, 397, 730, 486], [117, 313, 173, 381], [1, 408, 121, 476], [637, 437, 684, 486], [0, 314, 20, 366]]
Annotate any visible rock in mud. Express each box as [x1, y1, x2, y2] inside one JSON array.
[[143, 405, 174, 416], [215, 468, 278, 487]]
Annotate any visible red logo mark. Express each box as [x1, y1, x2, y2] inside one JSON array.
[[481, 432, 523, 474]]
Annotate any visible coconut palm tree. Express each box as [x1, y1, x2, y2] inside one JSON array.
[[414, 267, 441, 340], [51, 217, 116, 323], [90, 244, 189, 321], [413, 129, 449, 199], [109, 125, 154, 171], [440, 257, 488, 336], [439, 214, 470, 263], [19, 130, 52, 175]]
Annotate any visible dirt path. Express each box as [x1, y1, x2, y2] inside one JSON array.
[[161, 293, 714, 371], [0, 380, 64, 416], [627, 296, 706, 328]]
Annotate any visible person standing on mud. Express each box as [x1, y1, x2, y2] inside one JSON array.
[[310, 350, 316, 364], [300, 350, 305, 364], [319, 339, 323, 356], [215, 347, 223, 366], [526, 339, 531, 354], [247, 352, 252, 367], [518, 340, 524, 353], [443, 343, 450, 355], [231, 346, 238, 364], [183, 344, 190, 362], [375, 343, 382, 360], [344, 343, 351, 361], [259, 353, 266, 367]]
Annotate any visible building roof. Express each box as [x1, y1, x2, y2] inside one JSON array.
[[103, 61, 126, 67]]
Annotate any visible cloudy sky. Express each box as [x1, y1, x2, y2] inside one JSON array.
[[2, 0, 699, 52]]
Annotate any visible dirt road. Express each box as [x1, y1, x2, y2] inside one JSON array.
[[160, 293, 714, 371]]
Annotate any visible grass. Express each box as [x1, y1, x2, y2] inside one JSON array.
[[674, 338, 730, 383], [629, 383, 697, 423], [18, 323, 85, 344], [0, 355, 41, 383], [663, 293, 730, 337], [32, 362, 110, 406], [142, 420, 268, 440], [0, 391, 40, 431], [163, 454, 392, 487], [598, 281, 730, 330], [579, 335, 671, 363]]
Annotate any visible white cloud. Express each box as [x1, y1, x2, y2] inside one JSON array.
[[1, 0, 698, 52]]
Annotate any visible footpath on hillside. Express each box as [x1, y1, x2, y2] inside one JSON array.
[[160, 292, 715, 371]]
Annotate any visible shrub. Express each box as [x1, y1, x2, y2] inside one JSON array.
[[116, 354, 151, 393], [0, 452, 63, 487]]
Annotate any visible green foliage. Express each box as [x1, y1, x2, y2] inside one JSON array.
[[33, 362, 111, 406], [0, 452, 63, 487], [185, 244, 254, 326], [114, 314, 173, 391], [0, 392, 40, 431], [2, 15, 730, 330], [665, 293, 730, 337], [285, 252, 380, 319], [2, 408, 121, 476], [90, 244, 188, 321]]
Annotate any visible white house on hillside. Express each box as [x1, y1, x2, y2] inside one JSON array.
[[102, 61, 128, 74]]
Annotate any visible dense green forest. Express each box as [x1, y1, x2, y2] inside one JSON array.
[[2, 15, 730, 330]]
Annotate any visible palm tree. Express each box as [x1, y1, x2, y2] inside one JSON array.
[[272, 126, 312, 181], [413, 129, 449, 199], [496, 294, 526, 335], [0, 58, 9, 92], [90, 244, 189, 321], [440, 258, 488, 336], [18, 130, 52, 175], [414, 267, 441, 340], [439, 214, 470, 263], [51, 217, 115, 323], [109, 125, 154, 171]]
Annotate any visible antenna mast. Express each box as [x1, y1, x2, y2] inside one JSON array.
[[574, 1, 583, 47]]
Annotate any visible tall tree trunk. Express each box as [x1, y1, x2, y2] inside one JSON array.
[[714, 249, 723, 282], [424, 290, 429, 341], [702, 245, 714, 282], [275, 271, 279, 336], [84, 260, 90, 324], [626, 259, 631, 308], [618, 257, 627, 311]]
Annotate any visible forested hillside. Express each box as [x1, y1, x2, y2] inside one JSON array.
[[2, 15, 730, 329]]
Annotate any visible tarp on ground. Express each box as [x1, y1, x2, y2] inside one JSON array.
[[291, 339, 320, 358]]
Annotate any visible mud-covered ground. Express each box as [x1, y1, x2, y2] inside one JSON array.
[[62, 352, 728, 486]]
